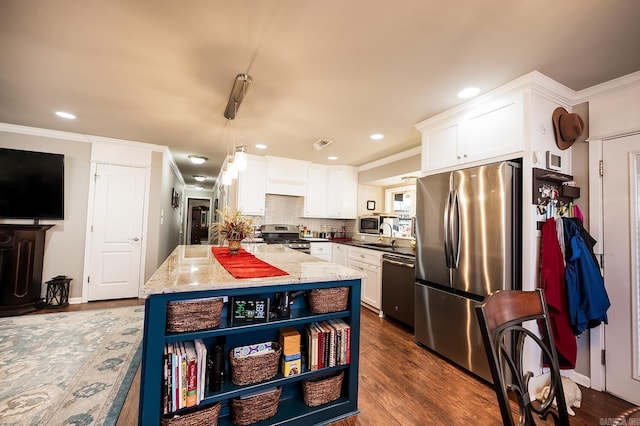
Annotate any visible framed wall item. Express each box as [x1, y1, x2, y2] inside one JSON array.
[[366, 200, 376, 210], [171, 188, 179, 208]]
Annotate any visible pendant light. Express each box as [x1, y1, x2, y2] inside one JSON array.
[[227, 155, 238, 180], [234, 145, 247, 172], [220, 73, 252, 184], [221, 165, 232, 186]]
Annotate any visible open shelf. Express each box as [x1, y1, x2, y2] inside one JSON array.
[[139, 278, 361, 425]]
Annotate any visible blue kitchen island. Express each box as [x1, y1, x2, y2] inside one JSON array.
[[138, 243, 363, 425]]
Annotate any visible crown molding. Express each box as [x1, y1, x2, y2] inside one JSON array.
[[0, 121, 183, 184], [0, 122, 167, 151], [357, 146, 421, 172], [574, 70, 640, 104], [415, 70, 576, 131]]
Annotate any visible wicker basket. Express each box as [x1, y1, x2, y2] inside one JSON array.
[[166, 297, 223, 333], [229, 342, 282, 386], [308, 287, 349, 313], [161, 402, 221, 426], [303, 371, 344, 407], [231, 387, 282, 426]]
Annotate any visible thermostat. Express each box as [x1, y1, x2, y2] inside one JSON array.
[[546, 151, 563, 171]]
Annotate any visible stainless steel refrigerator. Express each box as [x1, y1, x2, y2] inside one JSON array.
[[414, 160, 521, 382]]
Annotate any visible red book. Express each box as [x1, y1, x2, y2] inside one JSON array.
[[184, 341, 198, 407], [315, 322, 325, 369]]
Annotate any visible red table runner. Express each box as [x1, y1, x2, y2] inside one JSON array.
[[211, 247, 289, 279]]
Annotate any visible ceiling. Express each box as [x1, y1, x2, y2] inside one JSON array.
[[1, 1, 639, 188]]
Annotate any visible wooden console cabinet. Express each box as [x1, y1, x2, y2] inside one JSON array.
[[0, 224, 53, 316]]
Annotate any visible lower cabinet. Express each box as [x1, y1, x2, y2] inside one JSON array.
[[139, 279, 361, 425], [347, 247, 382, 312], [309, 242, 332, 261], [332, 243, 348, 266]]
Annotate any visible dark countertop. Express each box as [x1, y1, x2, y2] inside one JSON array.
[[337, 240, 416, 257]]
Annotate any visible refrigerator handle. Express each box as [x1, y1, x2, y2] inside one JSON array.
[[452, 189, 461, 268], [444, 190, 452, 267]]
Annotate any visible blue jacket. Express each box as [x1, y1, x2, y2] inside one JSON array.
[[562, 218, 611, 335]]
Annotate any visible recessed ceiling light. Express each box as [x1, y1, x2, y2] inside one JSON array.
[[328, 156, 338, 161], [193, 175, 206, 182], [370, 133, 384, 140], [195, 185, 204, 191], [457, 87, 481, 99], [55, 111, 76, 119], [188, 155, 207, 164], [255, 144, 267, 150]]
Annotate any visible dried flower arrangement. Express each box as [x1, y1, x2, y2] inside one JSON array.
[[214, 206, 254, 243]]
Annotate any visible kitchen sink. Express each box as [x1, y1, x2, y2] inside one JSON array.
[[361, 242, 394, 248]]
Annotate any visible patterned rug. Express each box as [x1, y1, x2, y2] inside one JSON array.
[[0, 306, 145, 426]]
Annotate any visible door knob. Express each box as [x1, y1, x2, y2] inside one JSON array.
[[129, 237, 140, 242]]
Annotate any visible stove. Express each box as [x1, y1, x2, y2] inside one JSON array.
[[260, 224, 311, 253]]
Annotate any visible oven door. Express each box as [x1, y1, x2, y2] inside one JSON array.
[[359, 216, 380, 234]]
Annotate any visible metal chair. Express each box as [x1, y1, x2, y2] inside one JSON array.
[[475, 289, 570, 425]]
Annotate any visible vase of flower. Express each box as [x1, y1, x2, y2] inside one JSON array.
[[228, 239, 242, 254], [215, 207, 254, 255]]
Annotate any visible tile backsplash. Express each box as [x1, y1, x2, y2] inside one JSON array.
[[252, 194, 356, 236]]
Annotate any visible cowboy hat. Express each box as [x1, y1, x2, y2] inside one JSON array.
[[552, 107, 584, 150]]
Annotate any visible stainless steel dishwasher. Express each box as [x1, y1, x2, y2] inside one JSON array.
[[381, 253, 415, 327]]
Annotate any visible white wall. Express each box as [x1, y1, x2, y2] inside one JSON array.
[[0, 125, 183, 300], [0, 132, 91, 299]]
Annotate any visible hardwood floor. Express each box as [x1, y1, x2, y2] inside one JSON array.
[[36, 299, 635, 425]]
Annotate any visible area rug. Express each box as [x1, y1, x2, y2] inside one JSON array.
[[0, 306, 145, 426]]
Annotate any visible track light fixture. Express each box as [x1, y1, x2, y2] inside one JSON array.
[[224, 73, 252, 120]]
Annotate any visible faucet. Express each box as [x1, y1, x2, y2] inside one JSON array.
[[378, 222, 394, 243]]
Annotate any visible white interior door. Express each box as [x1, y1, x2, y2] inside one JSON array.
[[88, 164, 146, 301], [603, 133, 640, 405]]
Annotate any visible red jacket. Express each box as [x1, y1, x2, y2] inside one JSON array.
[[540, 218, 576, 369]]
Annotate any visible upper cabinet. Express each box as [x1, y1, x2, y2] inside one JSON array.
[[265, 156, 310, 196], [228, 154, 267, 216], [304, 165, 357, 219], [418, 95, 524, 172], [416, 71, 576, 175]]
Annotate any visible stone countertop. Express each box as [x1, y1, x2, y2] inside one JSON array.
[[337, 240, 416, 257], [142, 243, 364, 295]]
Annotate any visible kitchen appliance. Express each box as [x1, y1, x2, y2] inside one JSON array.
[[382, 253, 415, 327], [397, 216, 415, 238], [260, 224, 311, 253], [359, 215, 398, 235], [414, 160, 521, 382]]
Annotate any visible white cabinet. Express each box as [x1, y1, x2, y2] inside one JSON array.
[[231, 154, 267, 216], [417, 94, 524, 173], [265, 156, 310, 196], [304, 164, 328, 217], [332, 243, 348, 266], [327, 166, 358, 218], [309, 241, 332, 261], [347, 246, 382, 312], [304, 165, 357, 219]]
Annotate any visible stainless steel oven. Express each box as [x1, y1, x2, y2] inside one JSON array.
[[260, 224, 311, 254]]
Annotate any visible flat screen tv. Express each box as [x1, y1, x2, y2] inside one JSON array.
[[0, 148, 65, 221]]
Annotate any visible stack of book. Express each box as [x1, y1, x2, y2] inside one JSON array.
[[305, 319, 351, 371], [162, 340, 208, 414], [279, 327, 301, 376]]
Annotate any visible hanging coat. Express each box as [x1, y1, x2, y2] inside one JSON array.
[[562, 217, 611, 335], [540, 218, 576, 369]]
